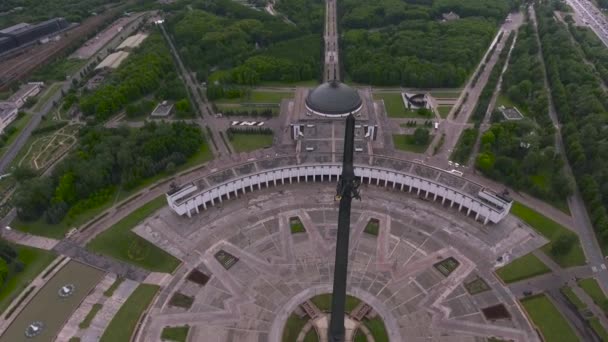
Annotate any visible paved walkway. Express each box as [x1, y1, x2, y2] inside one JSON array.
[[53, 240, 149, 282], [0, 224, 59, 250]]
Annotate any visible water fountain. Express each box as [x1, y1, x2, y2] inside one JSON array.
[[24, 321, 44, 338], [58, 284, 76, 298]]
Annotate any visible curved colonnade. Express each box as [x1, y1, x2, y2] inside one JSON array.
[[166, 154, 512, 225]]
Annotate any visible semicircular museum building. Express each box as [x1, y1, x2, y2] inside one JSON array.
[[305, 80, 362, 117]]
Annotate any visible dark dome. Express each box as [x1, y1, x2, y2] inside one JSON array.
[[305, 81, 362, 115]]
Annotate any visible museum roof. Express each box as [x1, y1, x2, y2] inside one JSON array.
[[305, 81, 362, 115]]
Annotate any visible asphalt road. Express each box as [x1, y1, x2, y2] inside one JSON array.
[[158, 23, 231, 157], [565, 0, 608, 48]]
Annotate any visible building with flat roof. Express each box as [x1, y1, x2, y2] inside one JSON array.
[[117, 33, 148, 50], [9, 82, 43, 108], [0, 102, 18, 133], [95, 51, 130, 70]]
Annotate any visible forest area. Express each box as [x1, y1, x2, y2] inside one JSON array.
[[536, 1, 608, 248], [79, 33, 192, 121], [13, 122, 206, 224], [475, 17, 572, 204], [165, 0, 322, 99], [340, 0, 521, 87]]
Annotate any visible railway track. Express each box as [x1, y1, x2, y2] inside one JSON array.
[[0, 7, 125, 90]]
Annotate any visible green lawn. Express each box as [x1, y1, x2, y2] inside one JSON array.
[[560, 286, 587, 310], [161, 326, 189, 342], [375, 93, 426, 118], [32, 83, 63, 112], [354, 330, 367, 342], [0, 244, 56, 313], [12, 142, 213, 240], [103, 277, 124, 297], [217, 91, 293, 104], [100, 284, 159, 342], [87, 196, 181, 273], [258, 80, 319, 87], [578, 278, 608, 313], [392, 134, 431, 153], [282, 313, 308, 342], [228, 133, 273, 153], [520, 294, 579, 342], [309, 294, 361, 312], [290, 217, 306, 234], [362, 317, 389, 342], [589, 317, 608, 341], [79, 303, 103, 329], [437, 106, 452, 118], [303, 328, 319, 342], [495, 253, 551, 283], [429, 90, 461, 98], [510, 202, 586, 268]]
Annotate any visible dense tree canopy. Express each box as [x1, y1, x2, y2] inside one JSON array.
[[536, 2, 608, 244], [166, 0, 321, 91], [341, 0, 518, 87], [475, 19, 571, 202], [79, 33, 191, 121], [13, 122, 205, 223]]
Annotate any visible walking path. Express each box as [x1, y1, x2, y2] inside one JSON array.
[[53, 240, 149, 282]]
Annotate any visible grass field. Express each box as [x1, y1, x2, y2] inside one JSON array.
[[363, 317, 389, 342], [228, 133, 273, 153], [303, 329, 319, 342], [560, 286, 587, 310], [309, 294, 361, 313], [429, 90, 461, 98], [32, 83, 63, 112], [217, 91, 294, 104], [258, 80, 319, 87], [392, 134, 432, 153], [510, 202, 585, 268], [87, 196, 181, 273], [520, 294, 579, 342], [161, 326, 189, 342], [437, 106, 452, 118], [589, 317, 608, 341], [282, 314, 307, 342], [495, 253, 551, 283], [0, 244, 55, 313], [578, 278, 608, 313], [100, 284, 159, 342], [375, 93, 425, 118], [79, 303, 102, 329]]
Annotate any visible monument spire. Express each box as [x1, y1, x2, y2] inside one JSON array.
[[328, 114, 360, 342]]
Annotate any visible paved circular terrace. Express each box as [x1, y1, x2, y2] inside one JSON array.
[[135, 183, 545, 342]]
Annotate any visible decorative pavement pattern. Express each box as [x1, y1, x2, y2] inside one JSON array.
[[135, 184, 547, 342]]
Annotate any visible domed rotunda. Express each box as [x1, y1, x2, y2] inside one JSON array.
[[305, 80, 362, 117]]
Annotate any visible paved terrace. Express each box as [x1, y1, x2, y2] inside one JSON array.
[[136, 185, 545, 342], [167, 153, 512, 225]]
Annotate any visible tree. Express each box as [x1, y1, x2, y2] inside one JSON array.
[[550, 234, 576, 257], [413, 128, 430, 146]]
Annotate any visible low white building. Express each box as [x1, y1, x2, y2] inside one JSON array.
[[166, 156, 513, 225], [9, 82, 43, 108], [0, 102, 18, 133]]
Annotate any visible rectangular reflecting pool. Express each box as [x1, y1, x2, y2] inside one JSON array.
[[0, 260, 105, 342]]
